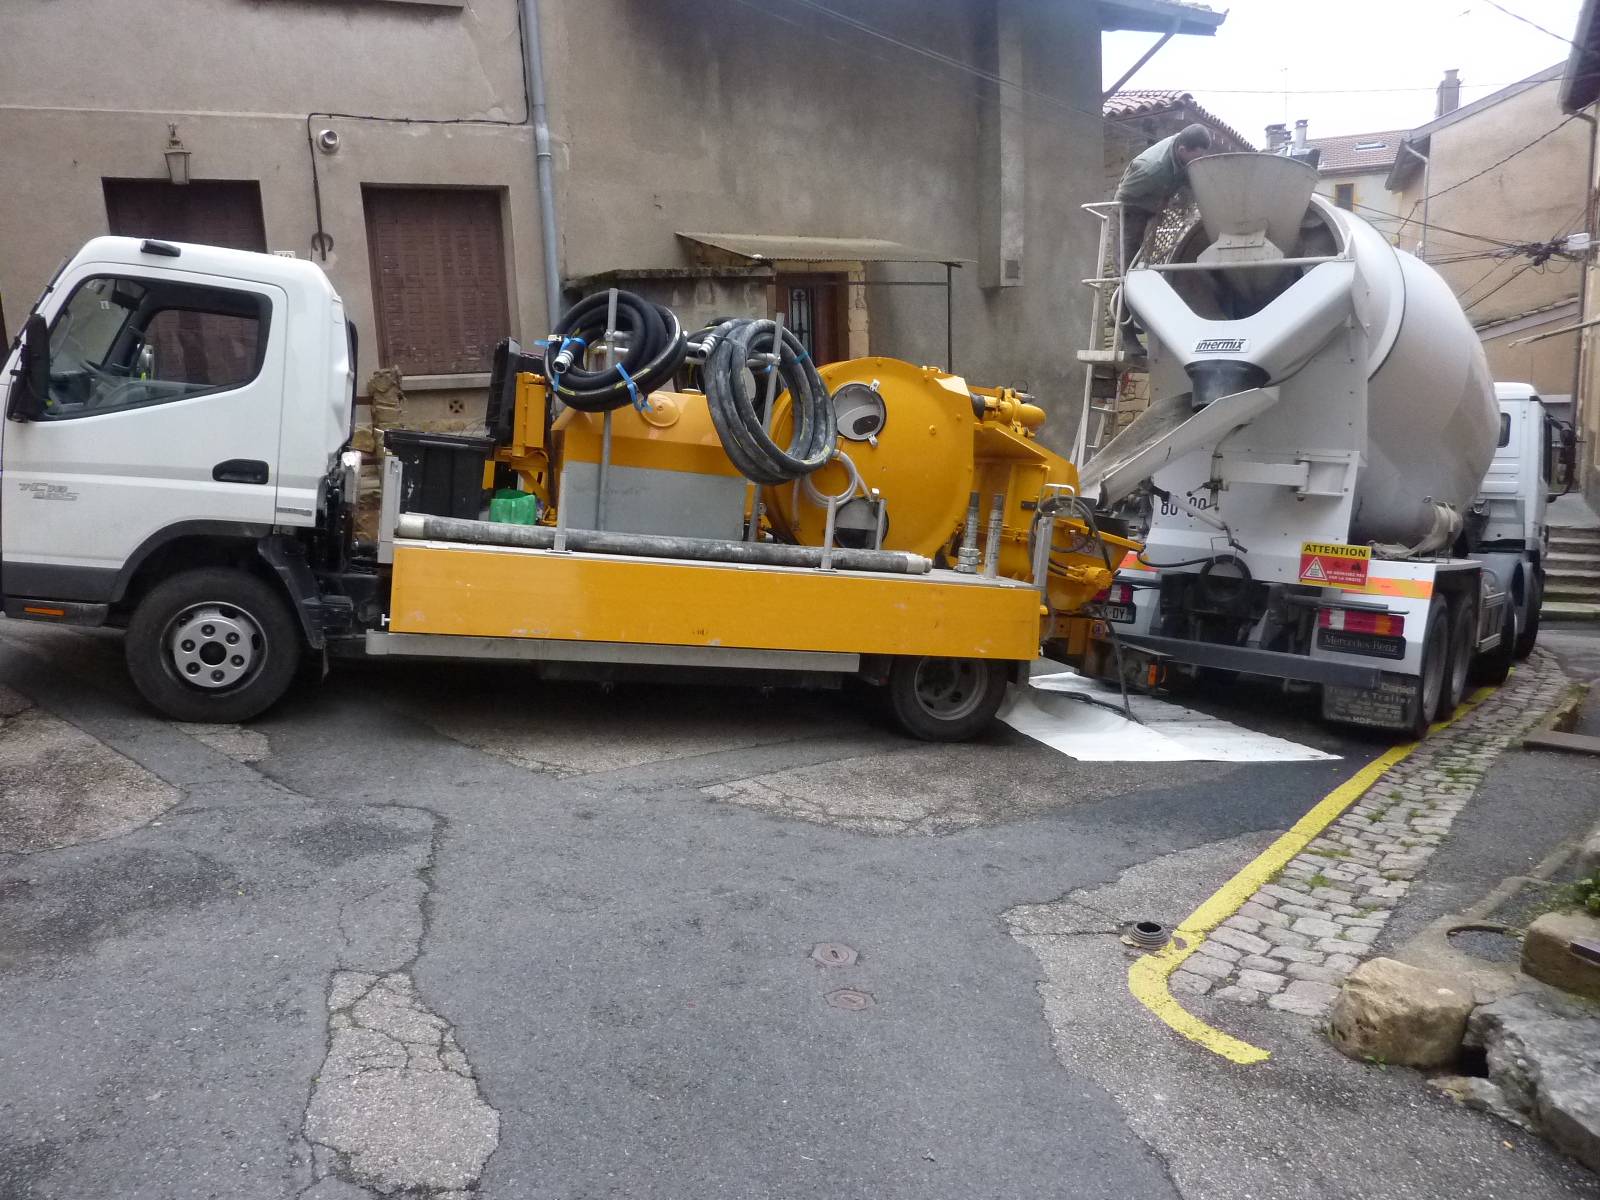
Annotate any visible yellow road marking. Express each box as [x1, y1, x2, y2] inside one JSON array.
[[1127, 684, 1497, 1065]]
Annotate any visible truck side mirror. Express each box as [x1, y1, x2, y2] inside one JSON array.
[[6, 314, 50, 422]]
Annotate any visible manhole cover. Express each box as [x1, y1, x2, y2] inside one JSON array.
[[826, 988, 875, 1011], [811, 943, 859, 967]]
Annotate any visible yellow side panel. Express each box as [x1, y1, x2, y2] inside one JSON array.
[[390, 543, 1041, 661]]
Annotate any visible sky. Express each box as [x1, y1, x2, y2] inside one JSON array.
[[1102, 0, 1584, 142]]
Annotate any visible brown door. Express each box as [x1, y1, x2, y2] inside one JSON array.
[[363, 187, 510, 376], [774, 272, 848, 364], [103, 179, 267, 251]]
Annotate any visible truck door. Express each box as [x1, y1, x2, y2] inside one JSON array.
[[1, 267, 286, 603]]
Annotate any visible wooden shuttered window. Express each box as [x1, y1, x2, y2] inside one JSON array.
[[103, 179, 268, 251], [363, 187, 510, 376]]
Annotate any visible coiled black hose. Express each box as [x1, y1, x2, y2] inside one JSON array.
[[543, 290, 688, 413], [694, 318, 836, 484]]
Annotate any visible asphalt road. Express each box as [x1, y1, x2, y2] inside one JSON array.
[[1, 619, 1595, 1199]]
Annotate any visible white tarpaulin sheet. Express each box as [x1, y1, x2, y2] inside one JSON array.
[[998, 672, 1338, 763]]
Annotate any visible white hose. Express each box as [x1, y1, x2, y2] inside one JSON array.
[[800, 448, 865, 507]]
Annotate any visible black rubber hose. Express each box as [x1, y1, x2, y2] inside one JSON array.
[[543, 290, 687, 413], [695, 318, 836, 484]]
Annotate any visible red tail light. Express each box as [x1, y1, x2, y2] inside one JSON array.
[[1319, 607, 1404, 636], [1106, 583, 1134, 605]]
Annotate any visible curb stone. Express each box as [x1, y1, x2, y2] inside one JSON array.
[[1177, 650, 1570, 1020]]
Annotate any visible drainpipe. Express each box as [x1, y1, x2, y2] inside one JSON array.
[[1572, 109, 1597, 470], [1400, 142, 1431, 259], [518, 0, 563, 327]]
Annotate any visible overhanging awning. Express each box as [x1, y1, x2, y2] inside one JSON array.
[[1097, 0, 1225, 36], [678, 232, 970, 267]]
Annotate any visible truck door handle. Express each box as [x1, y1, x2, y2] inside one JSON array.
[[213, 459, 270, 485]]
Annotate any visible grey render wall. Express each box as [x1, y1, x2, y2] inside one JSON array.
[[0, 0, 1104, 445], [544, 0, 1105, 448]]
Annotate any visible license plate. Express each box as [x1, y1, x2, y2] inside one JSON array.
[[1097, 604, 1136, 624]]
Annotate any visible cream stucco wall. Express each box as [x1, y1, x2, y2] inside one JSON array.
[[1393, 78, 1587, 329], [0, 0, 1110, 447], [1316, 170, 1402, 242]]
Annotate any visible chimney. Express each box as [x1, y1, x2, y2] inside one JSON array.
[[1292, 119, 1308, 151], [1437, 68, 1461, 117], [1265, 123, 1289, 152]]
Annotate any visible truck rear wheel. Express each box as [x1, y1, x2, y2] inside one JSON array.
[[1440, 599, 1476, 719], [125, 568, 301, 723], [885, 656, 1009, 742], [1471, 597, 1516, 687], [1407, 603, 1449, 740], [1514, 572, 1542, 659]]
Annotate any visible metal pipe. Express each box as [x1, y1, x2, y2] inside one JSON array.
[[518, 0, 563, 326], [956, 492, 981, 574], [1572, 110, 1597, 451], [982, 493, 1005, 578], [819, 492, 841, 571], [397, 513, 933, 574], [946, 262, 955, 372]]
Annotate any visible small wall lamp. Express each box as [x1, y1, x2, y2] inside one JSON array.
[[163, 124, 191, 186]]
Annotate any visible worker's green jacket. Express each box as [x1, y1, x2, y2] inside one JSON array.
[[1115, 133, 1185, 214]]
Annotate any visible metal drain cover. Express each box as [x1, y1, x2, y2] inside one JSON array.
[[811, 943, 859, 967], [826, 988, 875, 1011]]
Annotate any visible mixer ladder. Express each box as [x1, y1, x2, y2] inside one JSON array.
[[1073, 201, 1148, 464]]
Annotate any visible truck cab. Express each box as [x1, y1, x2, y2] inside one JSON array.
[[2, 236, 353, 619], [1476, 383, 1574, 657]]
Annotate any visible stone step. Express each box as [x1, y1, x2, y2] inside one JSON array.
[[1549, 529, 1600, 551], [1546, 551, 1600, 568], [1545, 583, 1600, 602], [1543, 600, 1600, 621]]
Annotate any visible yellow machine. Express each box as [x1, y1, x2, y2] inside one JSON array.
[[380, 325, 1136, 740]]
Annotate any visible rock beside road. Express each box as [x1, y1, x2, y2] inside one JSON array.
[[1468, 991, 1600, 1173], [1521, 910, 1600, 1002], [1328, 957, 1474, 1068]]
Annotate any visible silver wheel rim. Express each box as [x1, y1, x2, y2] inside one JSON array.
[[1420, 618, 1448, 723], [912, 658, 986, 721], [165, 602, 266, 691]]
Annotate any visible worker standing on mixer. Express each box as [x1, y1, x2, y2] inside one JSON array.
[[1113, 123, 1212, 347]]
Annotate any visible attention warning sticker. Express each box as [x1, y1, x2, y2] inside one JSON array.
[[1299, 541, 1372, 589]]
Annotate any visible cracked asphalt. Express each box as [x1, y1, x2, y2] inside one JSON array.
[[1, 618, 1597, 1199]]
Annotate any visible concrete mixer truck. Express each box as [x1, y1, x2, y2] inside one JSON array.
[[1078, 152, 1570, 737]]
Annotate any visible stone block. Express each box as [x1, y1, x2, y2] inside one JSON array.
[[1291, 916, 1343, 939], [1521, 910, 1600, 1002], [1269, 980, 1340, 1017], [1471, 992, 1600, 1172], [1266, 945, 1324, 965], [1183, 952, 1236, 980], [1260, 925, 1312, 949], [1235, 968, 1286, 994], [1170, 970, 1213, 997], [1209, 926, 1272, 957], [1329, 957, 1473, 1068]]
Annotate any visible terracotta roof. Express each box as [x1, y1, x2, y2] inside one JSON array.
[[1303, 129, 1408, 174], [1102, 90, 1255, 151]]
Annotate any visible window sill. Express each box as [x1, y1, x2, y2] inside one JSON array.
[[402, 373, 491, 392]]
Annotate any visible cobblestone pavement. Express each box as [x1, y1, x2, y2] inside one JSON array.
[[1170, 651, 1573, 1018]]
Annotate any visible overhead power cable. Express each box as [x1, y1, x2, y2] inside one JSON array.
[[1479, 0, 1578, 47]]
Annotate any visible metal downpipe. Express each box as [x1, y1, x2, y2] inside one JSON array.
[[519, 0, 563, 326]]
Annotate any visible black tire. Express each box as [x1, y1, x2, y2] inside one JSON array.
[[1514, 571, 1542, 659], [885, 656, 1009, 742], [125, 567, 301, 723], [1406, 602, 1449, 740], [1439, 598, 1476, 719], [1471, 596, 1516, 687]]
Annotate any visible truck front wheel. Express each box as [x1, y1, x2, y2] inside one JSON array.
[[125, 568, 301, 723], [885, 656, 1009, 742]]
